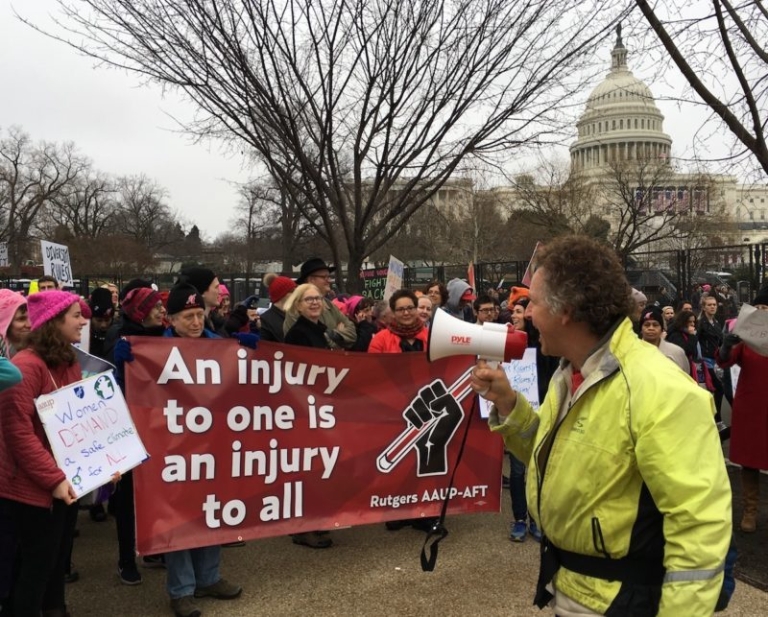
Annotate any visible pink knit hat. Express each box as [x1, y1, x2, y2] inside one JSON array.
[[344, 295, 365, 319], [219, 284, 230, 298], [0, 289, 27, 339], [28, 290, 79, 331]]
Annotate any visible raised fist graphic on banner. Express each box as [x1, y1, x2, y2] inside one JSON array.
[[377, 379, 465, 477]]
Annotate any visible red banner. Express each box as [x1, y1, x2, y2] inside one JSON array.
[[126, 339, 502, 554]]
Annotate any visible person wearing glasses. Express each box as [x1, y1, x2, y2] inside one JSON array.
[[282, 283, 337, 548], [368, 289, 433, 532], [284, 284, 339, 352], [283, 258, 357, 349], [368, 289, 428, 354], [473, 294, 496, 326]]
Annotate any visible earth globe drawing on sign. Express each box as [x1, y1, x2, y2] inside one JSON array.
[[94, 375, 116, 400]]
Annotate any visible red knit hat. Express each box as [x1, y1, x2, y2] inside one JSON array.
[[268, 276, 297, 303], [122, 287, 161, 323], [27, 290, 80, 331]]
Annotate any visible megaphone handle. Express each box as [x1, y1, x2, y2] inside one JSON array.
[[376, 368, 474, 473]]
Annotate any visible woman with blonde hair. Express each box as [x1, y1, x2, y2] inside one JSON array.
[[282, 283, 336, 548]]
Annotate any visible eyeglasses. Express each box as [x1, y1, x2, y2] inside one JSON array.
[[310, 274, 331, 281], [302, 296, 323, 304], [477, 307, 495, 314], [394, 306, 416, 313]]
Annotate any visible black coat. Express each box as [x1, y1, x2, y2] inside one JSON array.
[[698, 317, 723, 359], [285, 315, 330, 349], [261, 306, 287, 343]]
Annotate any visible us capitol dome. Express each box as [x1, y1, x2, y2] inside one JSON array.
[[570, 26, 672, 172]]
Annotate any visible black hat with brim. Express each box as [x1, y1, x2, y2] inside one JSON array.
[[296, 258, 336, 284]]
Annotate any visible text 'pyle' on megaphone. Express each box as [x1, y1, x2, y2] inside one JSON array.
[[427, 308, 527, 368]]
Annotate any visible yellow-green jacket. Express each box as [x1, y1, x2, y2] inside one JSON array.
[[490, 318, 731, 616]]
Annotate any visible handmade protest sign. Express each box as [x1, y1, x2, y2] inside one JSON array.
[[361, 266, 389, 300], [383, 255, 404, 302], [733, 303, 768, 356], [40, 240, 74, 287], [35, 371, 148, 498], [126, 339, 502, 554], [478, 347, 540, 418]]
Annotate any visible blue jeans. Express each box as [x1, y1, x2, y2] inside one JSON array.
[[508, 452, 528, 521], [165, 546, 221, 599]]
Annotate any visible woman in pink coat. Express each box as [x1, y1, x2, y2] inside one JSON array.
[[717, 289, 768, 533]]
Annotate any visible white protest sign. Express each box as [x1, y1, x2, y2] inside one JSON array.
[[733, 303, 768, 357], [0, 242, 8, 267], [383, 254, 404, 302], [35, 371, 148, 498], [479, 347, 540, 418], [41, 240, 74, 287]]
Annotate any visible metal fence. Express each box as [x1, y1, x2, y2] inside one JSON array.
[[2, 242, 766, 306]]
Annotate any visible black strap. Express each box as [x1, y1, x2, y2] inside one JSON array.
[[419, 394, 477, 572], [533, 537, 665, 608]]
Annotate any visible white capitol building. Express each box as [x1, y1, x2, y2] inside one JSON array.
[[433, 29, 768, 246]]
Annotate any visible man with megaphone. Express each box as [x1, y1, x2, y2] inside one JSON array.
[[470, 235, 731, 617]]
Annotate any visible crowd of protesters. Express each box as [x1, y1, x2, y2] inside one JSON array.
[[0, 250, 765, 617]]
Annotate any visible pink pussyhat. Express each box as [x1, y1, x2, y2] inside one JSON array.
[[27, 290, 79, 331]]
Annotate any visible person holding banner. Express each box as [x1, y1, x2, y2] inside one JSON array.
[[283, 258, 357, 349], [0, 290, 86, 617], [471, 235, 731, 617], [368, 289, 434, 533], [158, 284, 243, 615], [112, 285, 167, 584]]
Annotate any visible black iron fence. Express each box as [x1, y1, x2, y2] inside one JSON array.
[[2, 242, 766, 306]]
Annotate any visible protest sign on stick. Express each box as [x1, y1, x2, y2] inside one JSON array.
[[40, 240, 74, 287], [383, 255, 404, 302], [733, 303, 768, 356], [36, 371, 148, 498]]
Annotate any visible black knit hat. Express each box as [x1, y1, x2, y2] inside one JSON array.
[[640, 305, 664, 327], [752, 290, 768, 307], [89, 288, 115, 319], [119, 278, 152, 302], [167, 284, 206, 316], [177, 267, 217, 295], [296, 258, 335, 284]]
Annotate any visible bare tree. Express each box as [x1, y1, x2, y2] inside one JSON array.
[[234, 180, 315, 272], [44, 0, 628, 291], [509, 159, 598, 235], [634, 0, 768, 175], [46, 170, 116, 239], [112, 174, 180, 251], [0, 126, 88, 272], [600, 158, 726, 263]]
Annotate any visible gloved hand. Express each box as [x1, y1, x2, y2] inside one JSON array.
[[232, 332, 260, 350], [325, 330, 345, 349], [224, 305, 249, 335], [719, 333, 741, 361], [113, 338, 134, 364]]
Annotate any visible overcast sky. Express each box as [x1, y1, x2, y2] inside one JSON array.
[[1, 1, 742, 242], [1, 1, 251, 240]]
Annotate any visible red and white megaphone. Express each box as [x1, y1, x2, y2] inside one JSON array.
[[427, 308, 527, 367]]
